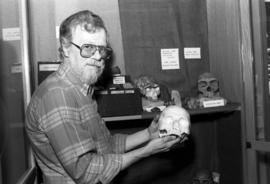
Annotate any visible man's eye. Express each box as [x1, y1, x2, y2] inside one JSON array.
[[99, 46, 108, 52], [83, 45, 94, 50]]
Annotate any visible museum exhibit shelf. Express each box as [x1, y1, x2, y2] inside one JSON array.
[[102, 102, 240, 122], [103, 102, 242, 184]]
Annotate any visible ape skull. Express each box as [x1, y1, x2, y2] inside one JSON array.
[[198, 72, 220, 98], [158, 105, 190, 137], [134, 76, 160, 101]]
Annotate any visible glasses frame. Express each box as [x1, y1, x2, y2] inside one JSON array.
[[70, 42, 112, 59]]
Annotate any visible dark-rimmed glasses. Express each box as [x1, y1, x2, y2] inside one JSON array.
[[70, 42, 112, 59]]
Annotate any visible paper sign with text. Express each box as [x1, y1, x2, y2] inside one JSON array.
[[2, 27, 20, 41], [161, 48, 180, 70], [184, 47, 201, 59]]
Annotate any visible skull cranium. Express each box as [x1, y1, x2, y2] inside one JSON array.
[[192, 169, 214, 184], [158, 105, 190, 137], [198, 72, 220, 98]]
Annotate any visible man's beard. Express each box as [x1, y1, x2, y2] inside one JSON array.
[[82, 68, 103, 85]]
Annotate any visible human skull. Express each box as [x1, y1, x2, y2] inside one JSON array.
[[192, 169, 214, 184], [158, 105, 190, 137], [198, 72, 220, 98]]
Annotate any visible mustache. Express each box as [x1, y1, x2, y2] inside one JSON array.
[[85, 60, 104, 68]]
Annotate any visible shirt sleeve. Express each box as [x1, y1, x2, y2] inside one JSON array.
[[111, 133, 127, 153], [39, 88, 122, 184]]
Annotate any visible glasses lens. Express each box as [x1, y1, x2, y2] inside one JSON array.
[[81, 44, 111, 59], [81, 44, 96, 58], [98, 46, 109, 58]]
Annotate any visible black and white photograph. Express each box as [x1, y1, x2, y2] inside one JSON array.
[[0, 0, 270, 184]]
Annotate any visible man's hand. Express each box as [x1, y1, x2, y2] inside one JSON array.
[[144, 136, 181, 155], [147, 114, 160, 140], [122, 131, 181, 170]]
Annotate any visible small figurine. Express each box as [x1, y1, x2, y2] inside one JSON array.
[[134, 75, 182, 112], [133, 75, 165, 112], [134, 75, 161, 100]]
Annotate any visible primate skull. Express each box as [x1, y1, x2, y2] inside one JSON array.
[[134, 75, 160, 101], [192, 169, 214, 184], [198, 72, 220, 98], [158, 105, 190, 138]]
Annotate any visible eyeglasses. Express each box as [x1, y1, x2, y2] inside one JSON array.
[[70, 42, 112, 59]]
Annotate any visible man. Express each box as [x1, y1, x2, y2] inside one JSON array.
[[25, 10, 181, 184]]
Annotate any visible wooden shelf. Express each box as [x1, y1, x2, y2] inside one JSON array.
[[188, 102, 240, 115], [103, 102, 240, 122]]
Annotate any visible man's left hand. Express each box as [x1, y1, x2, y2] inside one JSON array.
[[147, 114, 160, 140]]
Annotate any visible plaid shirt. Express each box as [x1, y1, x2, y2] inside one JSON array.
[[25, 62, 127, 184]]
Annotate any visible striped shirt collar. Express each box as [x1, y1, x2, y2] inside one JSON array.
[[57, 61, 93, 96]]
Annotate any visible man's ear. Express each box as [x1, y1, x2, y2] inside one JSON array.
[[62, 45, 70, 58], [60, 38, 71, 58]]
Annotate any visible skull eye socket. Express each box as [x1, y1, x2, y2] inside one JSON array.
[[192, 179, 212, 184], [198, 81, 208, 88], [209, 80, 218, 88]]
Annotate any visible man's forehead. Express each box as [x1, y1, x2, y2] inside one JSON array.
[[72, 25, 107, 44]]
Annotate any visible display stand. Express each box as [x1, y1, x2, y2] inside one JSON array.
[[104, 102, 241, 184]]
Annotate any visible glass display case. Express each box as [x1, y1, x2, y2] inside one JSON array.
[[243, 0, 270, 184]]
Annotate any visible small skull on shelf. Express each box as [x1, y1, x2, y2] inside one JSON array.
[[191, 169, 214, 184], [198, 72, 220, 98]]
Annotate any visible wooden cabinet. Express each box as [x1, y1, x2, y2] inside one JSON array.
[[112, 0, 245, 183], [106, 103, 242, 184]]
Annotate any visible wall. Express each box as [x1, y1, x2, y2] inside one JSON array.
[[206, 1, 244, 183], [206, 0, 243, 102], [119, 0, 210, 97]]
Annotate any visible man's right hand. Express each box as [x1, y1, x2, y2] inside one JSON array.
[[143, 136, 181, 156], [121, 135, 180, 171]]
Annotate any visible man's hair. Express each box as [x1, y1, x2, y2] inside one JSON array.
[[58, 10, 108, 59]]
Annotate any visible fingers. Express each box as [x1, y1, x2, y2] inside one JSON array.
[[152, 113, 160, 123], [162, 135, 179, 142], [179, 133, 188, 143], [161, 147, 170, 152], [161, 136, 180, 147], [158, 137, 179, 153], [146, 136, 180, 155]]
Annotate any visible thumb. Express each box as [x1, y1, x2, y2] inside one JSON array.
[[153, 113, 160, 123]]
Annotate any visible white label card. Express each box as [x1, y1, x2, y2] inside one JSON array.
[[39, 64, 60, 71], [11, 64, 22, 73], [184, 47, 201, 59], [2, 27, 21, 41], [161, 48, 180, 70], [203, 99, 225, 108], [113, 76, 126, 84]]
